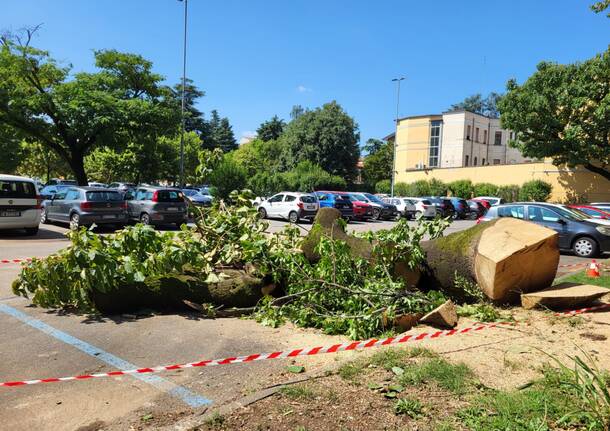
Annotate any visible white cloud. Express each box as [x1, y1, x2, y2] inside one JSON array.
[[296, 85, 312, 93]]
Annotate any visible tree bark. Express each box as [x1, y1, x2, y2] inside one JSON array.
[[421, 218, 560, 303], [69, 149, 89, 185], [584, 163, 610, 182]]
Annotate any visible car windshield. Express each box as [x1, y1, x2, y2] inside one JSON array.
[[350, 193, 367, 201], [156, 190, 184, 202], [0, 180, 36, 198], [364, 193, 384, 204], [182, 189, 198, 197], [333, 194, 350, 200], [86, 191, 122, 201], [553, 205, 589, 221], [300, 195, 316, 203]]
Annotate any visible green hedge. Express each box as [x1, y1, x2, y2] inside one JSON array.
[[383, 179, 551, 203]]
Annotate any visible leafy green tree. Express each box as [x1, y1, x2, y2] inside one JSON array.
[[171, 78, 207, 135], [450, 92, 502, 118], [256, 115, 285, 142], [248, 171, 288, 197], [281, 101, 360, 181], [231, 138, 285, 177], [208, 157, 247, 199], [0, 128, 22, 174], [363, 140, 392, 187], [0, 29, 179, 185], [282, 161, 346, 192], [17, 141, 70, 182], [499, 48, 610, 181], [448, 180, 474, 198], [591, 0, 610, 16], [290, 105, 306, 120], [202, 110, 237, 152], [375, 179, 391, 194]]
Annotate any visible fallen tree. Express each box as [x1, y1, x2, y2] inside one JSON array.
[[421, 217, 560, 303]]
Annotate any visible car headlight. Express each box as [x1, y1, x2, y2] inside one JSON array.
[[595, 226, 610, 236]]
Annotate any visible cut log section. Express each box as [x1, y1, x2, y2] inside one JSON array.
[[521, 283, 609, 310], [422, 218, 560, 303]]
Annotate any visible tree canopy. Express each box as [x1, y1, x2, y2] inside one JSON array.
[[256, 115, 285, 141], [591, 0, 610, 17], [280, 101, 360, 181], [362, 138, 392, 187], [0, 28, 179, 185], [499, 47, 610, 180], [450, 92, 502, 118], [201, 109, 237, 152]]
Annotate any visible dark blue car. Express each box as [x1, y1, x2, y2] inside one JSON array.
[[480, 202, 610, 258], [314, 191, 354, 220]]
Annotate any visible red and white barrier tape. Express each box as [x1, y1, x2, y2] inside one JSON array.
[[0, 258, 34, 264], [0, 322, 509, 388], [554, 302, 610, 316]]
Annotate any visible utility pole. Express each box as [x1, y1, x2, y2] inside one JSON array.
[[178, 0, 188, 187], [390, 77, 405, 197]]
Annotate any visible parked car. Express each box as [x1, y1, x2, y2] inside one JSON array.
[[353, 192, 398, 220], [46, 178, 77, 186], [422, 197, 455, 218], [467, 199, 487, 219], [124, 186, 187, 227], [0, 175, 41, 235], [405, 197, 437, 219], [108, 182, 137, 197], [182, 188, 213, 207], [314, 192, 353, 220], [339, 192, 373, 220], [568, 205, 610, 220], [41, 187, 128, 230], [449, 197, 472, 219], [471, 198, 491, 210], [383, 197, 416, 220], [590, 202, 610, 212], [88, 182, 107, 188], [473, 196, 504, 206], [478, 202, 610, 258], [258, 192, 319, 223], [39, 184, 71, 199]]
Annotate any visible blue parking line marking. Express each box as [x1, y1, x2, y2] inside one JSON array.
[[0, 303, 211, 407]]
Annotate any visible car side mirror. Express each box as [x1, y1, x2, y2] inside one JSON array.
[[558, 219, 567, 225]]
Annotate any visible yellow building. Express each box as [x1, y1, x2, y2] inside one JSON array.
[[390, 110, 610, 202]]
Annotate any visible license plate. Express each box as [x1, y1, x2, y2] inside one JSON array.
[[167, 207, 178, 211], [0, 210, 21, 217], [306, 205, 315, 210], [102, 215, 115, 219]]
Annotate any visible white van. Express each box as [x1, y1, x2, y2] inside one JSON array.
[[0, 175, 41, 235]]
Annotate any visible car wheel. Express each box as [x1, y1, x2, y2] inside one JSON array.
[[40, 207, 49, 224], [258, 207, 267, 219], [140, 213, 151, 225], [371, 208, 381, 221], [69, 213, 80, 230], [288, 211, 299, 223], [24, 227, 39, 236], [573, 237, 598, 258]]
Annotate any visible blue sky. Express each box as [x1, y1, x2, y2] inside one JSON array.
[[2, 0, 608, 146]]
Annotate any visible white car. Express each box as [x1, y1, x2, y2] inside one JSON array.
[[257, 192, 319, 223], [383, 197, 416, 220], [0, 175, 42, 235], [405, 197, 437, 219]]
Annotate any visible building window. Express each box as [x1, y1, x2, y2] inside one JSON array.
[[466, 125, 471, 140], [474, 157, 478, 166], [494, 131, 502, 146], [465, 155, 469, 166], [428, 120, 441, 167], [483, 130, 488, 144], [493, 159, 501, 165], [482, 158, 486, 165], [475, 127, 480, 142]]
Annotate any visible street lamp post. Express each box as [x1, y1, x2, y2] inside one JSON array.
[[390, 77, 405, 198], [178, 0, 188, 187]]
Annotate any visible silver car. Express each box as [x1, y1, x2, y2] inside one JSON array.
[[125, 186, 188, 227]]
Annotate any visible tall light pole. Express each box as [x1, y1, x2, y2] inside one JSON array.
[[178, 0, 188, 187], [390, 77, 405, 198]]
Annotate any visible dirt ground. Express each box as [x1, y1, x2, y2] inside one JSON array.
[[106, 295, 610, 431]]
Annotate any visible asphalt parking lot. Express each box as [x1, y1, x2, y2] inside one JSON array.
[[0, 219, 595, 430]]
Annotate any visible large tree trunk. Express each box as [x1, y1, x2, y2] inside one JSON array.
[[421, 218, 560, 303], [69, 150, 88, 185]]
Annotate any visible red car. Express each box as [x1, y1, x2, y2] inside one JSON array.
[[567, 205, 610, 219], [471, 198, 491, 210], [332, 191, 373, 220]]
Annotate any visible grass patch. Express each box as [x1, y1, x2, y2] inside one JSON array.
[[204, 412, 225, 428], [554, 269, 610, 289], [399, 357, 474, 394], [457, 303, 510, 322], [394, 397, 424, 418], [279, 384, 317, 400], [457, 356, 610, 431]]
